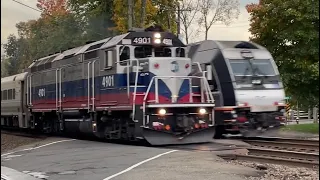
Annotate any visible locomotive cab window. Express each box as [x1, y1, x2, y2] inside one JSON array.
[[134, 46, 152, 58], [176, 48, 185, 57], [120, 46, 130, 66], [154, 47, 171, 57]]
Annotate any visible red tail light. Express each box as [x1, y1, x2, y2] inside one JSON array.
[[154, 63, 159, 69], [237, 116, 248, 123], [274, 102, 278, 105], [185, 64, 190, 69]]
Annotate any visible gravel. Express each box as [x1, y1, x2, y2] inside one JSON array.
[[1, 131, 46, 153], [230, 161, 319, 180]]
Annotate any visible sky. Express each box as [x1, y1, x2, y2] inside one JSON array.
[[1, 0, 259, 56]]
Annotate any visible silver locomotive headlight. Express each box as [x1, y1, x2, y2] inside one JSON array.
[[154, 33, 161, 44], [154, 39, 161, 44], [154, 33, 161, 38], [199, 108, 207, 115], [158, 108, 166, 116]]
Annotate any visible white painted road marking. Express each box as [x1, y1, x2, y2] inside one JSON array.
[[1, 139, 76, 157], [103, 150, 178, 180]]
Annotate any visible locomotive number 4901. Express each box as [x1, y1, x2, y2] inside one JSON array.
[[133, 37, 151, 44], [102, 75, 114, 88]]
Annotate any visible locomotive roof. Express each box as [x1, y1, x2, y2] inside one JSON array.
[[187, 40, 269, 64], [188, 40, 266, 51], [1, 72, 28, 84], [28, 31, 183, 69]]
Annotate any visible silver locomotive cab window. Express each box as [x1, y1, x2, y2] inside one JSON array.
[[154, 47, 171, 57], [120, 46, 130, 66], [134, 46, 152, 58], [176, 48, 185, 57]]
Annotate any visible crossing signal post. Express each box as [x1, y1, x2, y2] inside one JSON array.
[[285, 96, 291, 123]]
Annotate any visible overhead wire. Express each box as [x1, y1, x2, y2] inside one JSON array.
[[11, 0, 103, 36]]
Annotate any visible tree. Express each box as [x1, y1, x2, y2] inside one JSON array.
[[246, 0, 319, 107], [1, 56, 10, 78], [2, 35, 24, 75], [2, 0, 86, 74], [67, 0, 118, 40], [179, 0, 199, 44], [197, 0, 240, 40], [37, 0, 69, 17], [151, 0, 179, 33], [113, 0, 158, 33]]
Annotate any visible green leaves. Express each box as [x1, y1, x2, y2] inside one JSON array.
[[247, 0, 319, 107]]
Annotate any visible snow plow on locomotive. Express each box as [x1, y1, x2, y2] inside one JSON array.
[[1, 26, 215, 145], [187, 40, 286, 138]]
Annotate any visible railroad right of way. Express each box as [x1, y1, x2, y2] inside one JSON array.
[[219, 137, 319, 169]]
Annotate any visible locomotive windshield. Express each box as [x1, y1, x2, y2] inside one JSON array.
[[132, 46, 185, 58], [229, 59, 276, 76]]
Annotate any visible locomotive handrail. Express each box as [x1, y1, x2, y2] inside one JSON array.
[[92, 60, 98, 111], [143, 76, 214, 103], [26, 75, 29, 105], [26, 74, 33, 106], [87, 62, 91, 111], [59, 67, 64, 111], [55, 69, 59, 110], [192, 62, 203, 73], [115, 58, 142, 123], [142, 75, 215, 126]]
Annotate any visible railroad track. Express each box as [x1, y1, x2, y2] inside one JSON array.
[[219, 137, 319, 168]]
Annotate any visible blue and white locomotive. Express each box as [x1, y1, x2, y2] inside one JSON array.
[[1, 26, 215, 145]]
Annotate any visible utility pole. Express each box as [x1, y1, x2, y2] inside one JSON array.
[[128, 0, 133, 31]]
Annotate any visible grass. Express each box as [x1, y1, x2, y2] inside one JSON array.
[[281, 123, 319, 134]]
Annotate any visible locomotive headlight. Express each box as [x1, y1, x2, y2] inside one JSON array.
[[154, 38, 161, 44], [199, 108, 207, 115], [154, 33, 161, 38], [159, 108, 166, 115]]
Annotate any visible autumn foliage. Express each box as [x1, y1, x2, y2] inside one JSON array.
[[245, 0, 319, 107], [37, 0, 69, 17]]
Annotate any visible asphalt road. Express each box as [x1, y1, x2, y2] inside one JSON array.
[[1, 138, 262, 180]]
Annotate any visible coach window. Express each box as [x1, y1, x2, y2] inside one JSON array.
[[3, 90, 8, 100], [120, 46, 130, 66], [8, 89, 13, 100], [104, 50, 113, 69], [154, 47, 171, 57], [176, 48, 185, 57], [12, 89, 15, 99]]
